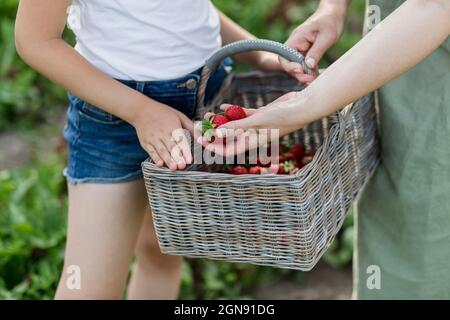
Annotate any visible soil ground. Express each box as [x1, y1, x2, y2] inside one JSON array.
[[253, 262, 352, 300]]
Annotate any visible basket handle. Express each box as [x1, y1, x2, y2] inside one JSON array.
[[197, 39, 313, 107]]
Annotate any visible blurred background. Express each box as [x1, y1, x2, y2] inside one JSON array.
[[0, 0, 365, 299]]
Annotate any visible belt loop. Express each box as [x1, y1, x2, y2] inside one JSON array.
[[136, 82, 145, 93]]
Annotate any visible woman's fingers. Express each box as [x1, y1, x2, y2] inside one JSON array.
[[304, 33, 335, 70], [203, 112, 215, 120], [215, 116, 256, 137], [203, 129, 259, 157]]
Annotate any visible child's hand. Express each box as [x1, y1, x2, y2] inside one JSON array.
[[254, 52, 284, 73], [131, 101, 194, 171], [256, 52, 315, 84]]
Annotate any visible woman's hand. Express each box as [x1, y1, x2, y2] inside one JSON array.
[[201, 92, 306, 156], [279, 1, 348, 85], [131, 101, 194, 171]]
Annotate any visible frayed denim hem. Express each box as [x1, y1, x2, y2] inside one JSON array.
[[63, 168, 143, 185]]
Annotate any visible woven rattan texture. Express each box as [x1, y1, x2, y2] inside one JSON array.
[[142, 72, 379, 271]]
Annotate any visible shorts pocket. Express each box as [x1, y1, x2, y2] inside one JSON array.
[[78, 102, 124, 125]]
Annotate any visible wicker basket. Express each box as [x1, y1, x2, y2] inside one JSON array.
[[142, 40, 380, 271]]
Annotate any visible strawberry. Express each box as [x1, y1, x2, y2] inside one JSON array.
[[210, 114, 229, 127], [291, 144, 304, 158], [224, 105, 246, 121], [279, 143, 291, 153], [277, 165, 287, 174], [249, 166, 261, 174], [229, 165, 248, 175], [274, 154, 287, 164], [281, 152, 296, 161], [202, 114, 229, 141]]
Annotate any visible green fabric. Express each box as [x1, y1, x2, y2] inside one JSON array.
[[354, 0, 450, 299]]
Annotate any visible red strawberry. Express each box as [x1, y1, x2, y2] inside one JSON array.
[[278, 165, 287, 174], [282, 152, 296, 161], [202, 114, 229, 141], [249, 166, 261, 174], [210, 114, 229, 127], [224, 105, 246, 121], [274, 154, 286, 164], [279, 143, 290, 153], [291, 144, 304, 158], [229, 165, 248, 175]]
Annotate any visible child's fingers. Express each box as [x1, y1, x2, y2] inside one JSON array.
[[155, 140, 177, 171], [178, 114, 194, 136], [170, 144, 187, 170], [163, 138, 186, 170], [176, 136, 192, 166], [146, 145, 164, 167], [298, 73, 316, 84], [171, 128, 192, 165], [278, 56, 304, 74]]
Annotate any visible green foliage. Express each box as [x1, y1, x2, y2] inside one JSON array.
[[0, 0, 66, 131], [0, 157, 67, 299], [214, 0, 365, 68], [322, 211, 354, 268]]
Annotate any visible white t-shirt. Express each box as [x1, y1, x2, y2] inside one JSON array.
[[67, 0, 222, 81]]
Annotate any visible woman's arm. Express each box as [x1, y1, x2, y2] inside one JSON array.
[[208, 0, 450, 155], [15, 0, 193, 170]]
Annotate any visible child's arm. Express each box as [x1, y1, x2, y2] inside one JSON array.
[[218, 10, 289, 74], [208, 0, 450, 155], [15, 0, 192, 171]]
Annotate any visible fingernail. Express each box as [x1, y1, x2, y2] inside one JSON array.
[[305, 57, 315, 69]]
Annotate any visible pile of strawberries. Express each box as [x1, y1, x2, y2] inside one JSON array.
[[202, 105, 316, 175], [202, 105, 247, 141], [227, 143, 316, 175]]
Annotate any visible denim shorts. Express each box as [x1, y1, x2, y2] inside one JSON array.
[[63, 59, 231, 184]]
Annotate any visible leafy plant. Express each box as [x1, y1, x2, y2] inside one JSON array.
[[0, 0, 67, 131], [0, 157, 67, 299]]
